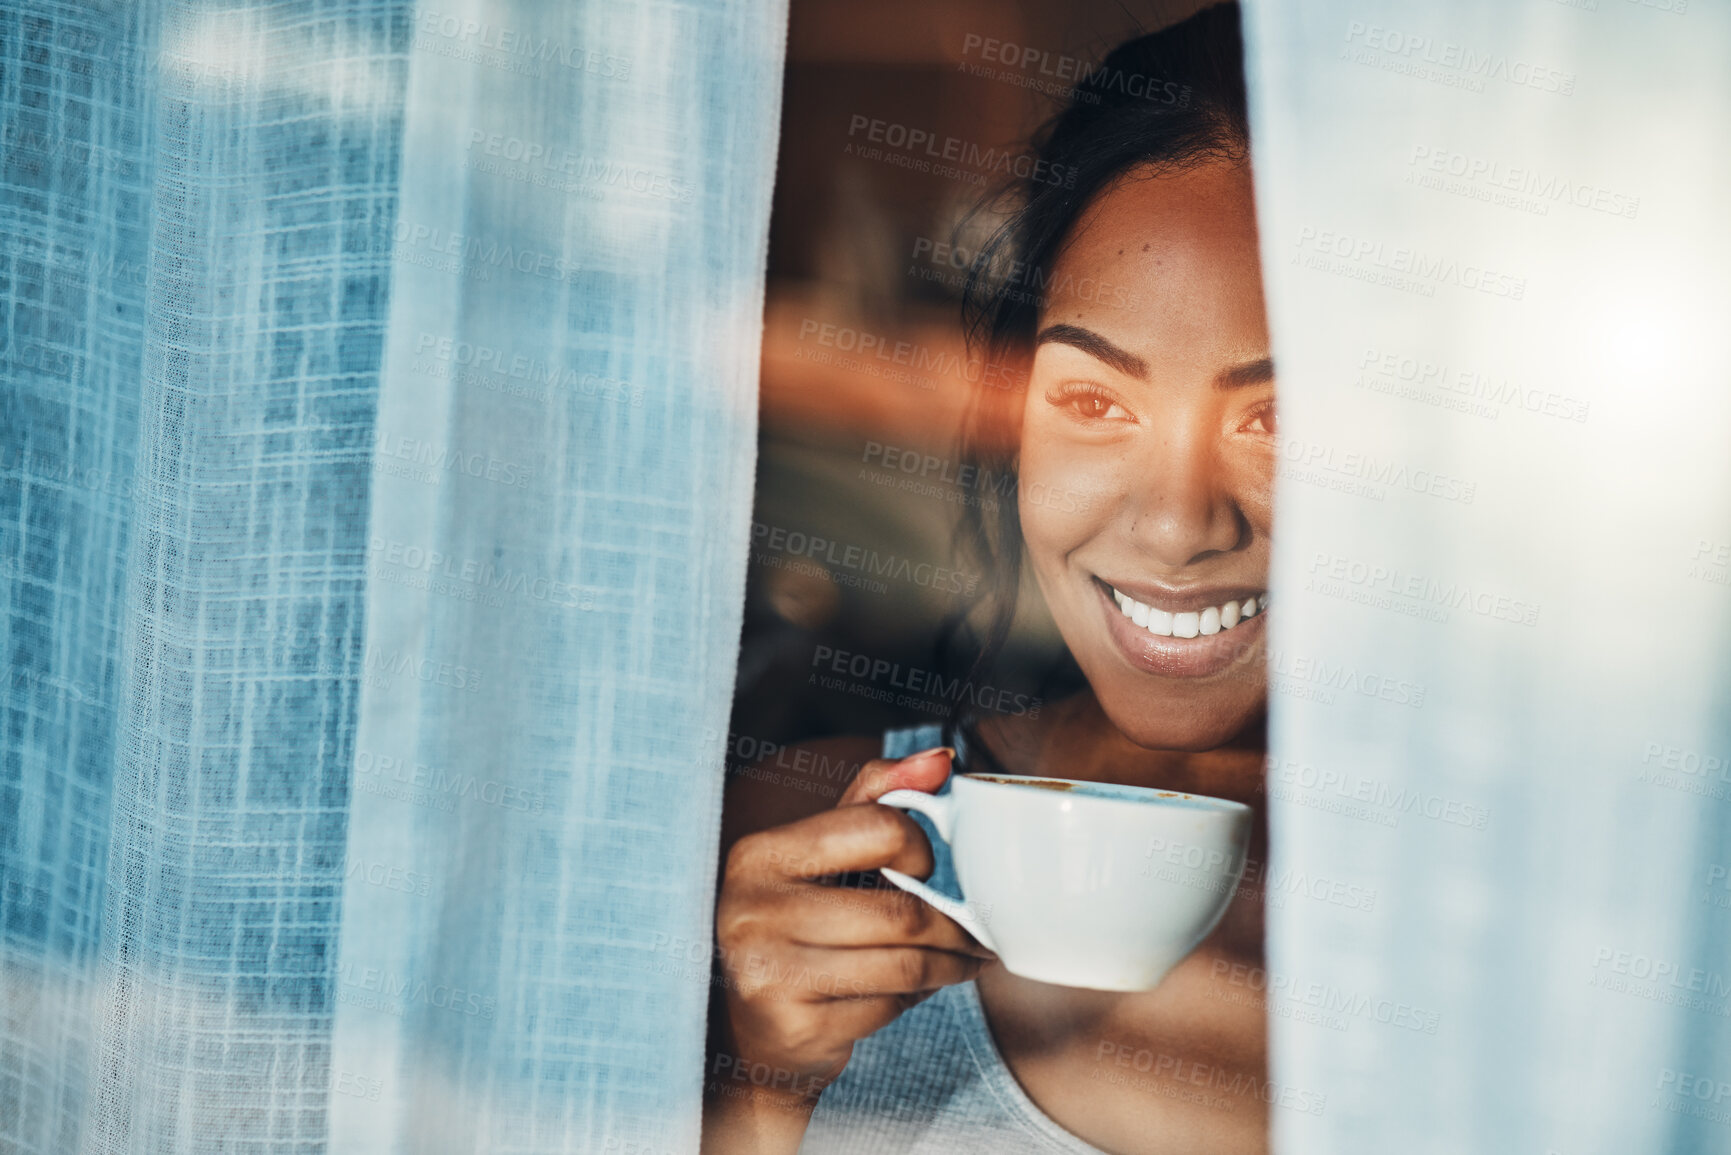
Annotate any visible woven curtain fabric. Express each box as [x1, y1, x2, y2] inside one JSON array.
[[1243, 3, 1731, 1152], [0, 1, 785, 1152]]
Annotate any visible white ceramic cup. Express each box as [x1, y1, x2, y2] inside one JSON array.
[[877, 773, 1252, 992]]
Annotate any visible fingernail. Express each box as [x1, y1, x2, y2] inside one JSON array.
[[907, 746, 955, 761]]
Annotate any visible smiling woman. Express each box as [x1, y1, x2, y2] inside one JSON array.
[[1015, 160, 1273, 745], [705, 6, 1274, 1154]]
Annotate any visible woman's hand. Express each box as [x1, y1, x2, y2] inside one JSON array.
[[702, 746, 995, 1151]]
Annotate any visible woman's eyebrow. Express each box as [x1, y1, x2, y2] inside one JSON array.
[[1035, 323, 1148, 379], [1037, 325, 1273, 390], [1218, 357, 1274, 388]]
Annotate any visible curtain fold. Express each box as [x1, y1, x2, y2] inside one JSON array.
[[1, 1, 786, 1151], [3, 5, 154, 1150], [1243, 3, 1731, 1152]]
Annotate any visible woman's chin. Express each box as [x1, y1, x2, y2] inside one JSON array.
[[1092, 684, 1268, 753]]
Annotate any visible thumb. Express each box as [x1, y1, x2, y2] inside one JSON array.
[[837, 746, 954, 808]]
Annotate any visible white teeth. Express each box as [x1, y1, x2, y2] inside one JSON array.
[[1109, 586, 1265, 640]]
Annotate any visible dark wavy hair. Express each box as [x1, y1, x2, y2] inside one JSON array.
[[938, 3, 1251, 763]]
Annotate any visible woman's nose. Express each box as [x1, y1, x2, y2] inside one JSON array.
[[1124, 422, 1245, 568]]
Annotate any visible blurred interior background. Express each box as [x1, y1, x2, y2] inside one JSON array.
[[731, 0, 1217, 756]]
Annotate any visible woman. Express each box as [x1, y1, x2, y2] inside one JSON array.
[[706, 7, 1273, 1152]]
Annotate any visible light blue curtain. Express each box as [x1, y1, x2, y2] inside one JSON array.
[[0, 1, 785, 1151], [1244, 2, 1731, 1152]]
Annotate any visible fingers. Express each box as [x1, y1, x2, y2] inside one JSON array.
[[723, 940, 986, 1007], [836, 746, 953, 808], [730, 801, 935, 880], [807, 996, 927, 1049], [788, 981, 969, 1045], [723, 745, 953, 882], [711, 748, 992, 1102], [813, 946, 990, 999], [778, 884, 994, 959]]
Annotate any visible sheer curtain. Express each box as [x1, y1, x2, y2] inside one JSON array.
[[0, 1, 785, 1152], [1243, 2, 1731, 1152]]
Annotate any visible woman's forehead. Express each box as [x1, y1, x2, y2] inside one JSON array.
[[1059, 162, 1260, 280], [1037, 165, 1269, 371]]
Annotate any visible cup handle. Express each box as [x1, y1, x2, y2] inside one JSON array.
[[876, 789, 997, 953]]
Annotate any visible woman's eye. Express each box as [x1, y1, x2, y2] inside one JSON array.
[[1051, 387, 1131, 423], [1245, 402, 1277, 436]]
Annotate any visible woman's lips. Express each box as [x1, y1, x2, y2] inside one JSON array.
[[1094, 578, 1267, 679]]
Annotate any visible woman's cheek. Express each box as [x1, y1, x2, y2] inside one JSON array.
[[1016, 440, 1119, 555], [1226, 446, 1277, 532]]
